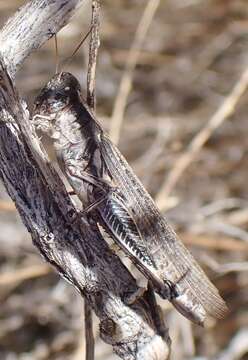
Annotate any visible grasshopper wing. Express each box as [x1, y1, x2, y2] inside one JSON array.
[[96, 189, 178, 300], [99, 133, 227, 325]]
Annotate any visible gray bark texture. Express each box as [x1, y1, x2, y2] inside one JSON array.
[[0, 0, 170, 359]]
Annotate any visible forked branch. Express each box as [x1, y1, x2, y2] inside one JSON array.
[[0, 1, 170, 359]]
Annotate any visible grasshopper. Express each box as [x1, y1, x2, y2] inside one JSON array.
[[33, 72, 227, 325]]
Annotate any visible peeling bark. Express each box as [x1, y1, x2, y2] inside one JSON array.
[[0, 1, 170, 358]]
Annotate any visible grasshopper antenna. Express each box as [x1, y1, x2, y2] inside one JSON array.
[[61, 26, 93, 70], [54, 34, 60, 74]]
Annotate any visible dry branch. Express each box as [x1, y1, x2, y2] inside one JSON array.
[[85, 1, 101, 357], [156, 66, 248, 208], [0, 0, 83, 77], [0, 0, 170, 359], [84, 298, 95, 360], [110, 0, 161, 144], [87, 0, 101, 110], [0, 264, 51, 286]]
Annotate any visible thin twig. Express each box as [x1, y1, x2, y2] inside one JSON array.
[[84, 299, 94, 360], [217, 329, 248, 360], [85, 2, 101, 358], [0, 200, 16, 211], [109, 0, 160, 144], [0, 264, 51, 286], [201, 255, 248, 274], [180, 233, 248, 252], [156, 66, 248, 209], [87, 0, 101, 110]]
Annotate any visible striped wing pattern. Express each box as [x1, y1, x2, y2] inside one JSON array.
[[98, 191, 156, 269], [96, 190, 178, 300], [100, 134, 228, 321]]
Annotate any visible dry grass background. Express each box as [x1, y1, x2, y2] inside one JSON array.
[[0, 0, 248, 359]]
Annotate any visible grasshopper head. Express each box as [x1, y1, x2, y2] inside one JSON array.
[[33, 72, 82, 134], [34, 72, 81, 116]]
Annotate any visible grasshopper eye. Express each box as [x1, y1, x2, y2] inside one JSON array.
[[54, 93, 64, 101], [42, 92, 68, 113]]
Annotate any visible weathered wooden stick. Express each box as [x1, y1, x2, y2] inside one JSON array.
[[0, 0, 83, 77], [0, 1, 170, 358]]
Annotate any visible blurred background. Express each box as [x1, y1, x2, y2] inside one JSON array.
[[0, 0, 248, 359]]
